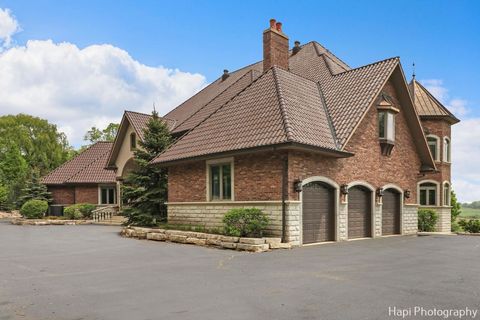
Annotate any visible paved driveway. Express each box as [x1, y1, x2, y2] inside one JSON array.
[[0, 221, 479, 320]]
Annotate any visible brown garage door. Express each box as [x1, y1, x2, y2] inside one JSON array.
[[348, 186, 372, 239], [302, 182, 335, 244], [382, 189, 401, 235]]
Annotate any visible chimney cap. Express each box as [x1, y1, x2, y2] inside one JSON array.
[[269, 19, 276, 28], [294, 41, 300, 46], [275, 22, 282, 32], [221, 69, 230, 81]]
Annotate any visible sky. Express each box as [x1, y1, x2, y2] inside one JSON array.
[[0, 0, 479, 202]]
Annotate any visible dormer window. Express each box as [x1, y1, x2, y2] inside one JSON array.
[[377, 95, 398, 156], [130, 132, 137, 150]]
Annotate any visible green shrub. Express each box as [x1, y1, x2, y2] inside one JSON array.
[[458, 219, 480, 233], [64, 203, 96, 220], [223, 208, 269, 238], [451, 220, 462, 233], [0, 185, 9, 211], [20, 199, 48, 219], [418, 209, 438, 232]]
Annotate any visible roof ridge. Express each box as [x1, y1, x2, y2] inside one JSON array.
[[152, 66, 269, 163], [414, 80, 459, 121], [271, 67, 294, 142], [311, 42, 350, 73], [332, 57, 399, 77], [173, 69, 257, 130], [41, 142, 106, 183], [65, 144, 112, 183]]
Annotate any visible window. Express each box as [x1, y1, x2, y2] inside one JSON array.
[[130, 132, 137, 150], [378, 111, 395, 141], [209, 163, 232, 200], [443, 137, 451, 162], [443, 182, 451, 206], [419, 182, 437, 206], [100, 186, 116, 205], [427, 136, 440, 161]]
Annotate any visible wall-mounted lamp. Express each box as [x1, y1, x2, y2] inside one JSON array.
[[404, 189, 411, 199], [294, 180, 302, 192], [376, 188, 384, 197], [340, 184, 349, 195]]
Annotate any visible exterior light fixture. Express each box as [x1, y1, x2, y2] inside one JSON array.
[[340, 184, 349, 195], [376, 188, 384, 197], [294, 180, 302, 192], [404, 189, 411, 199]]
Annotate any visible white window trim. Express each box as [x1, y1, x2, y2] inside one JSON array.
[[443, 181, 451, 207], [426, 134, 441, 162], [378, 111, 396, 142], [417, 180, 440, 207], [443, 137, 451, 163], [98, 185, 117, 205], [206, 157, 234, 202]]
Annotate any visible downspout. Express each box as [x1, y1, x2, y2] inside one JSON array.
[[281, 155, 288, 243]]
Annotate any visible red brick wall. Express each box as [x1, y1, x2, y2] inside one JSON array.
[[74, 185, 98, 204], [49, 186, 75, 205], [419, 119, 452, 205], [168, 161, 206, 202], [263, 28, 289, 71]]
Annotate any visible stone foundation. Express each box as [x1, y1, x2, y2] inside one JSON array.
[[167, 201, 301, 245], [402, 205, 419, 235]]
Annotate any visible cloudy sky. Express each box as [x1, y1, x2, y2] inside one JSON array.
[[0, 0, 479, 202]]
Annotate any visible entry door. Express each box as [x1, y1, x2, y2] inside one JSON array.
[[302, 182, 335, 244], [348, 186, 372, 239]]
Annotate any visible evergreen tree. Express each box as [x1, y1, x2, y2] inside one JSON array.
[[122, 111, 172, 226], [17, 170, 52, 207], [451, 189, 461, 222]]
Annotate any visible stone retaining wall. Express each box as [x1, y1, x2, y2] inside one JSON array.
[[121, 227, 292, 253], [11, 219, 92, 225]]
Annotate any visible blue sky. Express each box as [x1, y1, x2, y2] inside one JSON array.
[[0, 0, 479, 201]]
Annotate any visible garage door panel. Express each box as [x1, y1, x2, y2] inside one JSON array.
[[382, 189, 401, 235], [348, 186, 372, 239], [302, 182, 335, 244]]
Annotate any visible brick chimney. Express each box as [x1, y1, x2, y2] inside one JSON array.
[[263, 19, 289, 72]]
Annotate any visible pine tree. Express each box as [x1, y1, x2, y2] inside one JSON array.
[[17, 170, 52, 207], [122, 111, 172, 226], [451, 189, 461, 222]]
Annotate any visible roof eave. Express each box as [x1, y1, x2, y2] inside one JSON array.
[[419, 115, 460, 125], [151, 142, 352, 167]]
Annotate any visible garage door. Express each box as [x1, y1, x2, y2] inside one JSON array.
[[302, 182, 335, 244], [348, 186, 372, 239], [382, 189, 401, 235]]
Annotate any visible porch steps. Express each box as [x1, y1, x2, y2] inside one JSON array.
[[92, 215, 126, 226]]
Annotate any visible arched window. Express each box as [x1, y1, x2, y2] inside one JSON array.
[[443, 182, 451, 206], [443, 137, 451, 162], [426, 135, 440, 161], [419, 181, 438, 206], [130, 132, 137, 150]]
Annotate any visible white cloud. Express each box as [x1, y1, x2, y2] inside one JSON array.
[[452, 118, 480, 203], [420, 78, 469, 117], [448, 99, 468, 117], [0, 8, 20, 48], [0, 39, 207, 146]]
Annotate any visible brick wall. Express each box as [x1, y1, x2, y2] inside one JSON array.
[[168, 161, 206, 202], [74, 185, 98, 204], [49, 186, 75, 205]]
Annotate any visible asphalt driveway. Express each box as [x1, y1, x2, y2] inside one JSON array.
[[0, 220, 479, 320]]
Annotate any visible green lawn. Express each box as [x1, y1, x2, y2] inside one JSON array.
[[460, 207, 480, 218]]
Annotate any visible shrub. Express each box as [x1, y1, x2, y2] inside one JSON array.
[[223, 208, 269, 238], [0, 185, 9, 211], [451, 220, 462, 233], [458, 219, 480, 233], [20, 199, 48, 219], [418, 209, 438, 232], [64, 203, 96, 220]]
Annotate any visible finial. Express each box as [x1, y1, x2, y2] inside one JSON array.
[[412, 62, 416, 80]]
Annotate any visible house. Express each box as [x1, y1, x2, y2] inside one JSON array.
[[41, 141, 118, 209], [43, 19, 459, 245], [148, 19, 459, 245]]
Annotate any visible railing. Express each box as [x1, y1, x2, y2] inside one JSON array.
[[92, 206, 118, 222]]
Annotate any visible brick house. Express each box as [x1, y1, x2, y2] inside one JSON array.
[[147, 20, 459, 245], [43, 20, 458, 245]]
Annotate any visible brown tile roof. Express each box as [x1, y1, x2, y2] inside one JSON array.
[[125, 111, 175, 141], [41, 142, 116, 185], [409, 79, 460, 123], [151, 67, 342, 164]]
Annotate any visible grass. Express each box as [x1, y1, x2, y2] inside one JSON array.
[[459, 207, 480, 219]]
